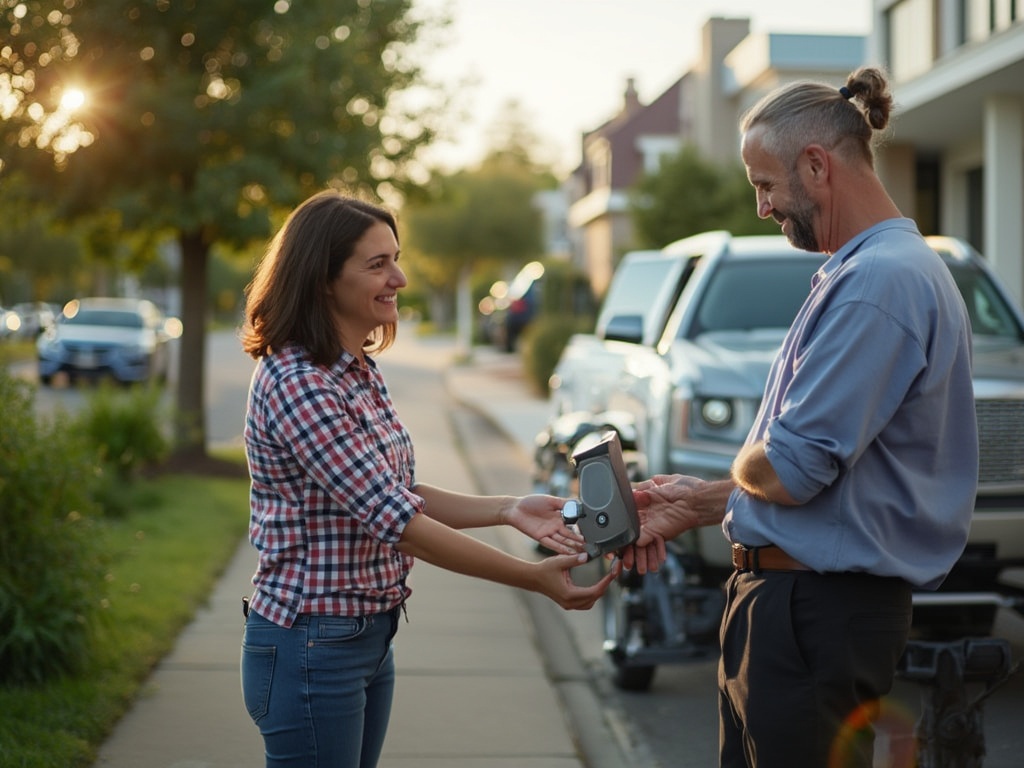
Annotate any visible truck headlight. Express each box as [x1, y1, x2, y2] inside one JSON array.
[[700, 398, 733, 429]]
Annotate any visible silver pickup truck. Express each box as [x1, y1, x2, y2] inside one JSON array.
[[535, 230, 1024, 689]]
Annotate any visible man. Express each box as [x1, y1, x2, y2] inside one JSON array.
[[629, 67, 978, 767]]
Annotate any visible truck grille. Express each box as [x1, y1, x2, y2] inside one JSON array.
[[976, 399, 1024, 487]]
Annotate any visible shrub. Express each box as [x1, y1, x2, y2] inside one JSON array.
[[74, 383, 170, 481], [0, 370, 108, 685], [521, 314, 593, 396]]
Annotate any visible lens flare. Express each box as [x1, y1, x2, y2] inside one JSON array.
[[829, 699, 918, 768]]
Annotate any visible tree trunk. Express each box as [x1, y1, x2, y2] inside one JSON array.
[[174, 230, 209, 460], [428, 289, 452, 330], [455, 265, 473, 359]]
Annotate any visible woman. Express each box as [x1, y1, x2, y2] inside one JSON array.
[[239, 189, 616, 768]]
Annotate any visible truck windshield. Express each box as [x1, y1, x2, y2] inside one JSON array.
[[686, 259, 820, 338], [946, 261, 1024, 340], [599, 257, 689, 336], [684, 256, 1023, 342]]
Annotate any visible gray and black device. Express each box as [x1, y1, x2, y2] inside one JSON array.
[[561, 431, 640, 559]]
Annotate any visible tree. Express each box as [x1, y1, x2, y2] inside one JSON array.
[[0, 0, 445, 460], [0, 180, 85, 302], [403, 157, 547, 355], [401, 99, 554, 354], [629, 145, 777, 248]]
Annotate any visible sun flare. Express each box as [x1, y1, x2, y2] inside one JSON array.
[[60, 88, 86, 112]]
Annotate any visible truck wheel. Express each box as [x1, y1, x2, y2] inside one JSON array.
[[602, 569, 657, 691]]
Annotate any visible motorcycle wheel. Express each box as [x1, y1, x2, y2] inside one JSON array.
[[602, 568, 657, 691]]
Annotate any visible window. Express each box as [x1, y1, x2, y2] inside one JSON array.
[[994, 0, 1018, 30], [963, 0, 1019, 43], [945, 260, 1024, 339], [685, 260, 821, 338], [964, 0, 991, 41], [587, 140, 612, 190], [915, 157, 941, 236], [888, 0, 936, 80]]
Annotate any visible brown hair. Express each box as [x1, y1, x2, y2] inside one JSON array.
[[240, 190, 399, 365], [739, 66, 894, 168]]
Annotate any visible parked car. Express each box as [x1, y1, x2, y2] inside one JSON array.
[[11, 301, 58, 339], [534, 231, 1024, 690], [483, 261, 545, 352], [37, 297, 181, 386], [481, 260, 596, 352], [0, 306, 21, 339]]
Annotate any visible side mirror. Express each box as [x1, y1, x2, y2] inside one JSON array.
[[600, 314, 644, 344]]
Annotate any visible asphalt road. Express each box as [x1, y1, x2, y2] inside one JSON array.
[[20, 330, 253, 450]]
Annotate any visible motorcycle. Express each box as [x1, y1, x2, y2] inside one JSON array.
[[533, 411, 725, 691]]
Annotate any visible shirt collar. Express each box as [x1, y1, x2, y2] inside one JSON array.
[[335, 348, 377, 375], [812, 217, 920, 287]]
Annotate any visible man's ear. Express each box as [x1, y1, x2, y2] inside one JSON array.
[[801, 144, 830, 186]]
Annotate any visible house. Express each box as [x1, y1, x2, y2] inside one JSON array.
[[567, 75, 686, 296], [869, 0, 1024, 303], [567, 17, 865, 298]]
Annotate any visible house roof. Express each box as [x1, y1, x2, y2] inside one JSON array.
[[725, 32, 867, 93]]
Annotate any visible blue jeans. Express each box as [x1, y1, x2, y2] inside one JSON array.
[[241, 607, 401, 768]]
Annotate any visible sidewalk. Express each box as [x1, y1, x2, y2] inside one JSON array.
[[92, 343, 629, 768]]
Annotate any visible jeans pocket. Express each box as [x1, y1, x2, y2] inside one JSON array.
[[240, 643, 276, 723], [315, 616, 369, 644]]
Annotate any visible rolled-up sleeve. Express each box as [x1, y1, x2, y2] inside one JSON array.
[[764, 298, 927, 504]]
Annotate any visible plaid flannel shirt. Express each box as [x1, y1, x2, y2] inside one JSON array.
[[244, 345, 422, 627]]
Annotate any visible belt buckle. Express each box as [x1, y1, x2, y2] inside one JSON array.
[[734, 544, 760, 573]]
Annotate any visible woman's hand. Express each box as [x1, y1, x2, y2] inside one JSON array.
[[533, 552, 621, 610], [503, 494, 586, 555]]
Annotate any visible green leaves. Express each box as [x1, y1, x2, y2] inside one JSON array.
[[629, 145, 779, 248], [0, 370, 106, 685], [1, 0, 446, 455]]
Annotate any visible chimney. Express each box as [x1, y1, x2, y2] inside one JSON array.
[[623, 77, 641, 115]]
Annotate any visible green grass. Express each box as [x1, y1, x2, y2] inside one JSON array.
[[0, 469, 250, 768], [0, 338, 36, 366]]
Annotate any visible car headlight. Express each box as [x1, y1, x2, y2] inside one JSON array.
[[699, 398, 734, 429]]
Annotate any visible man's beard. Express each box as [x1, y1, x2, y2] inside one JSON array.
[[780, 173, 821, 252]]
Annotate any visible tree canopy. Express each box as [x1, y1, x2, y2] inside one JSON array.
[[402, 101, 553, 289], [0, 0, 447, 458], [629, 145, 777, 248]]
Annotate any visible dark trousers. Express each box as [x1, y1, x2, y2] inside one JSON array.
[[718, 570, 913, 768]]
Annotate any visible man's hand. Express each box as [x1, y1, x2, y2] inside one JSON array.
[[625, 475, 729, 573]]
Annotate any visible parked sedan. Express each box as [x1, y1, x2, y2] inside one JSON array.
[[37, 297, 181, 386], [11, 301, 58, 338], [483, 261, 545, 352], [0, 306, 20, 339]]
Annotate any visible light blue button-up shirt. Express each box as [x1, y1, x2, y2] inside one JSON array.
[[724, 219, 978, 589]]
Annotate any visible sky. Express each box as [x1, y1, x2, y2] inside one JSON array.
[[411, 0, 873, 174]]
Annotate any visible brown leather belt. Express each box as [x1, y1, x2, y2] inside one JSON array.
[[732, 544, 812, 573]]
